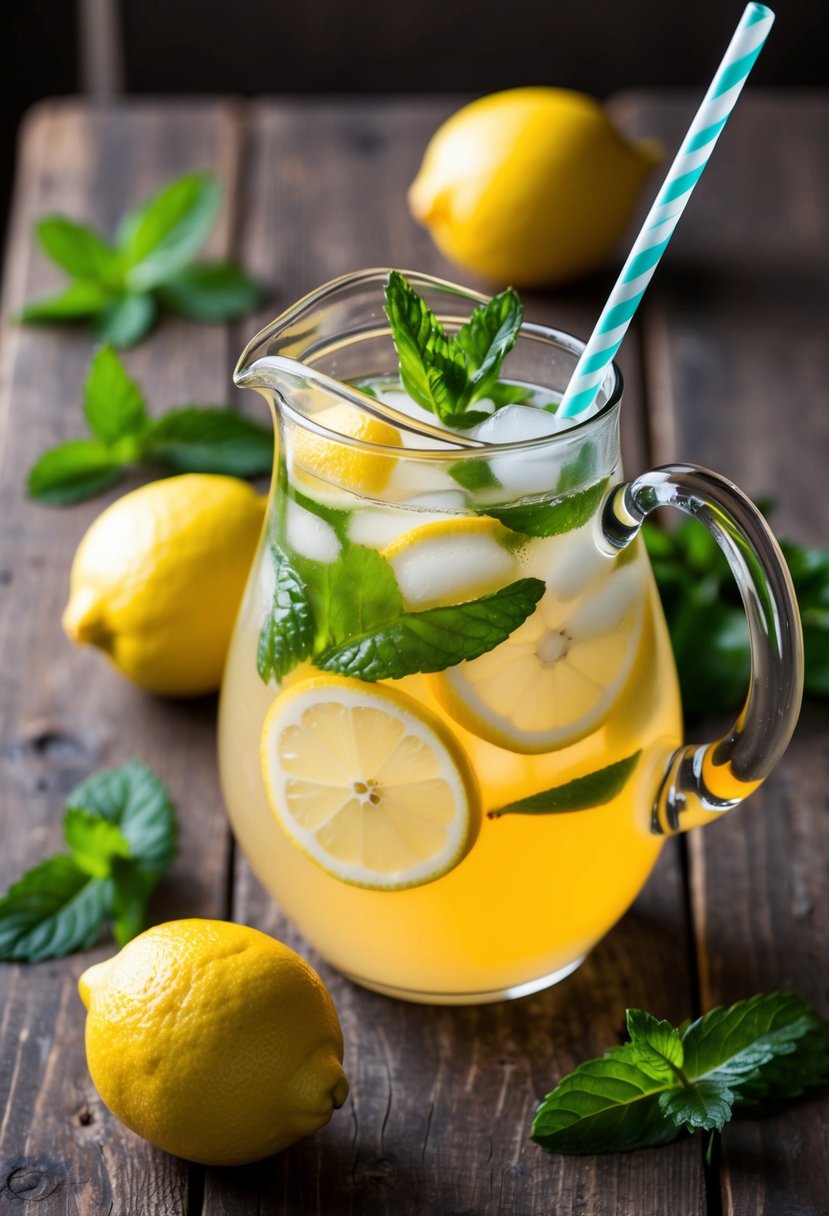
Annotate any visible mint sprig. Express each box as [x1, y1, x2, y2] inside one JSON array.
[[27, 345, 273, 505], [532, 992, 829, 1155], [17, 172, 263, 347], [0, 762, 177, 961], [383, 271, 524, 428]]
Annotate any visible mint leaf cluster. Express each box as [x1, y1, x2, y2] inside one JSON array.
[[383, 270, 527, 428], [18, 173, 263, 347], [28, 345, 273, 505], [257, 494, 544, 686], [532, 992, 829, 1155], [0, 762, 177, 961]]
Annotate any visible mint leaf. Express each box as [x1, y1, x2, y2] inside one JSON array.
[[627, 1010, 685, 1080], [487, 478, 608, 538], [18, 280, 114, 321], [83, 344, 148, 443], [0, 856, 111, 962], [258, 544, 316, 683], [449, 457, 501, 492], [296, 543, 402, 652], [488, 381, 532, 407], [27, 439, 123, 505], [532, 992, 829, 1155], [659, 1080, 735, 1133], [119, 172, 221, 290], [316, 577, 544, 681], [68, 761, 177, 877], [93, 292, 157, 348], [453, 288, 523, 405], [143, 407, 273, 476], [384, 271, 468, 421], [111, 857, 156, 949], [157, 260, 264, 321], [37, 217, 120, 284], [532, 1043, 676, 1154], [490, 752, 640, 818], [64, 808, 130, 879]]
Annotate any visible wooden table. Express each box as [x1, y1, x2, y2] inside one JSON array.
[[0, 93, 826, 1216]]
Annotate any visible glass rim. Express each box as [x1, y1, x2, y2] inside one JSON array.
[[235, 268, 624, 461]]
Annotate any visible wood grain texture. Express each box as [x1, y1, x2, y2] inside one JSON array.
[[0, 100, 243, 1215], [624, 93, 829, 1216]]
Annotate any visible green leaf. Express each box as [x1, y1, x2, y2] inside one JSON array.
[[119, 172, 221, 290], [143, 407, 273, 476], [83, 344, 148, 443], [487, 381, 532, 407], [157, 260, 263, 321], [36, 216, 120, 284], [316, 577, 544, 681], [627, 1009, 685, 1080], [17, 280, 114, 322], [257, 544, 316, 683], [448, 456, 501, 492], [531, 991, 829, 1155], [111, 857, 155, 948], [490, 752, 641, 818], [0, 855, 111, 962], [64, 808, 130, 879], [453, 288, 523, 405], [487, 479, 609, 539], [27, 439, 123, 505], [659, 1080, 735, 1133], [383, 270, 469, 420], [93, 292, 157, 348], [68, 761, 177, 877], [532, 1043, 678, 1154], [296, 543, 402, 652]]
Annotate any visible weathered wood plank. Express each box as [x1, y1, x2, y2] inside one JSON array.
[[627, 92, 829, 1216], [0, 100, 244, 1214], [208, 98, 705, 1216]]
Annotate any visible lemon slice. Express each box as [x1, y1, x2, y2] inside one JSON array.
[[430, 562, 645, 753], [260, 675, 481, 890], [381, 517, 516, 610], [293, 402, 402, 495]]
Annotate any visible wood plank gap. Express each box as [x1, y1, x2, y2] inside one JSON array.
[[187, 1160, 206, 1216]]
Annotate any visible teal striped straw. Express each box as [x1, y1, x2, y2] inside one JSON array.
[[557, 2, 775, 419]]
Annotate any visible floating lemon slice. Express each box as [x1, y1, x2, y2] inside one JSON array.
[[381, 516, 516, 610], [293, 402, 402, 496], [260, 675, 481, 890], [430, 562, 645, 753]]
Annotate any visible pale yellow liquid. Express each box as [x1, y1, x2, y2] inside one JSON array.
[[219, 493, 683, 1003]]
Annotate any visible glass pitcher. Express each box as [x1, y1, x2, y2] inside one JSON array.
[[218, 269, 803, 1005]]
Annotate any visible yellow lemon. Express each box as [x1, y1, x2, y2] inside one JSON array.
[[260, 674, 481, 890], [408, 87, 661, 286], [430, 558, 646, 753], [292, 402, 402, 496], [62, 474, 265, 696], [78, 919, 349, 1166]]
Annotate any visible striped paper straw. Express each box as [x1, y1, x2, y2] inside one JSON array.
[[557, 2, 775, 419]]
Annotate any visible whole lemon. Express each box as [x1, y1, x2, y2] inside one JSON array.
[[408, 87, 662, 287], [62, 474, 265, 696], [78, 919, 349, 1166]]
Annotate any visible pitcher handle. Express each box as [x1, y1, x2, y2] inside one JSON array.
[[602, 464, 804, 836]]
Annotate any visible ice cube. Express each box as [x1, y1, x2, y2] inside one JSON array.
[[285, 500, 341, 564], [470, 405, 572, 495]]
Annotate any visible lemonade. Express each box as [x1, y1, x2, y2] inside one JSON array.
[[219, 325, 683, 1001]]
